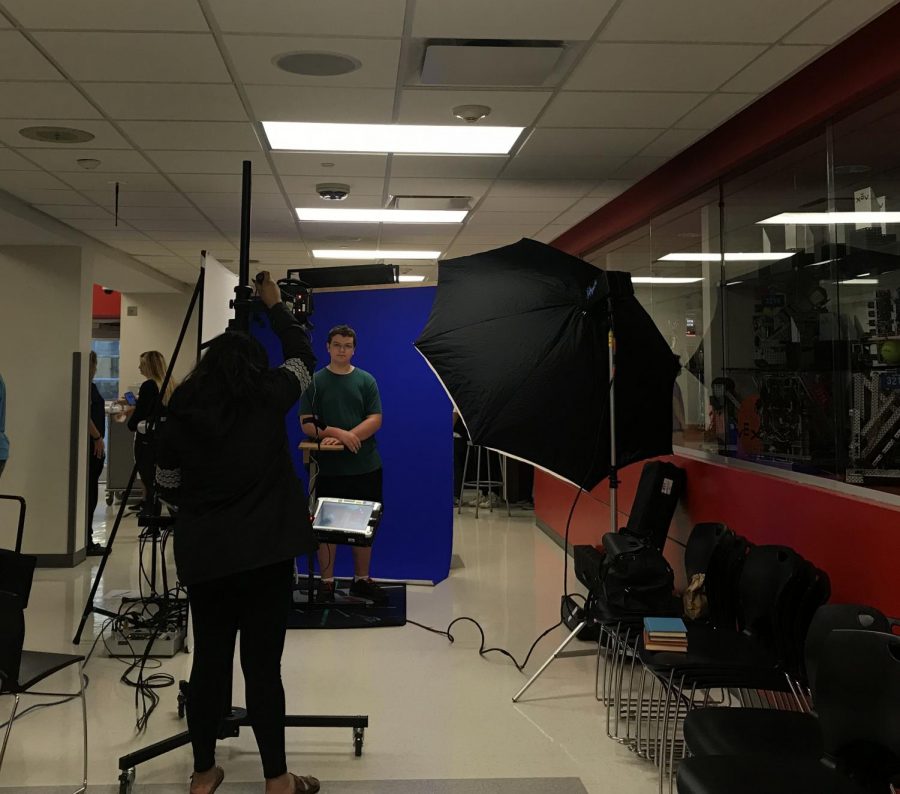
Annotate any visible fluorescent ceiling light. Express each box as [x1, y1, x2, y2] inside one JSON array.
[[313, 249, 441, 260], [838, 278, 879, 285], [632, 277, 703, 284], [398, 275, 426, 283], [297, 208, 466, 224], [758, 212, 900, 225], [263, 121, 523, 155], [659, 252, 793, 262]]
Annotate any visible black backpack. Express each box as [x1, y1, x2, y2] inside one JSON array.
[[598, 535, 676, 615]]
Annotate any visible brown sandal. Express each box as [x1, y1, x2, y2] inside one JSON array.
[[189, 765, 225, 794], [291, 773, 321, 793]]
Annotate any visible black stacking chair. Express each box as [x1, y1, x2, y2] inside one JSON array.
[[677, 629, 900, 794], [0, 494, 87, 793], [683, 603, 890, 761]]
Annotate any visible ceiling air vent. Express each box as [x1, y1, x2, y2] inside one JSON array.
[[420, 39, 565, 87], [391, 196, 471, 211]]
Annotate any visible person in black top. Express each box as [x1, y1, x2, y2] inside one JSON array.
[[86, 351, 107, 556], [155, 273, 320, 794], [122, 350, 176, 510]]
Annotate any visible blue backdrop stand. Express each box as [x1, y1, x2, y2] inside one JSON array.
[[253, 285, 454, 590]]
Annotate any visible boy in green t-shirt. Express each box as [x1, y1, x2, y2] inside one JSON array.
[[299, 324, 386, 603]]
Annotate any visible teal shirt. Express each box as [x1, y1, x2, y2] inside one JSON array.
[[299, 367, 382, 476], [0, 374, 8, 461]]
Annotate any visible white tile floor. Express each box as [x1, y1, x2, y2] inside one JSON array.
[[1, 499, 658, 793]]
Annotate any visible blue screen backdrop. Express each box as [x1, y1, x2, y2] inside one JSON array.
[[253, 286, 453, 584]]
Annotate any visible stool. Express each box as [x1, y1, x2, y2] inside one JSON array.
[[458, 443, 511, 518]]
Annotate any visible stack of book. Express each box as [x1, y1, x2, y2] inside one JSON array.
[[643, 617, 688, 652]]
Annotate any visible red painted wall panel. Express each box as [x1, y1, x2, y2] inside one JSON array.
[[92, 284, 120, 319]]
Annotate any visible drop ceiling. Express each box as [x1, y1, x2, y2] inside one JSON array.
[[0, 0, 894, 286]]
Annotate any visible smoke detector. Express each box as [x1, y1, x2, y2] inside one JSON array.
[[452, 104, 492, 123], [317, 183, 351, 201], [77, 158, 101, 170]]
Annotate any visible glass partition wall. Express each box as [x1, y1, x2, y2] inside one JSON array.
[[586, 85, 900, 494]]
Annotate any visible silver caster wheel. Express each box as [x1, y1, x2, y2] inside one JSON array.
[[353, 726, 364, 756], [118, 767, 135, 794]]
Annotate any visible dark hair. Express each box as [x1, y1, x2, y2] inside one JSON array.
[[327, 325, 357, 346], [179, 331, 269, 405]]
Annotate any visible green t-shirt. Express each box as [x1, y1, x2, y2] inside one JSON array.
[[299, 367, 382, 476]]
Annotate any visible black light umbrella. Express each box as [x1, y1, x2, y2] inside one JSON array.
[[415, 238, 679, 514]]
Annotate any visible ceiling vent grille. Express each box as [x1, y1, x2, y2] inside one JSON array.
[[420, 38, 565, 87]]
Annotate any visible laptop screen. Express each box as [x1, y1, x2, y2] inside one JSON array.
[[313, 498, 379, 535]]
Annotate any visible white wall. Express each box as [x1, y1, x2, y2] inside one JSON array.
[[0, 245, 92, 558], [201, 253, 238, 345], [119, 290, 200, 394]]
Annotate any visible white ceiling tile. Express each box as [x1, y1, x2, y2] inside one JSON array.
[[117, 206, 206, 221], [502, 154, 628, 180], [785, 0, 896, 44], [134, 255, 193, 266], [23, 148, 154, 173], [721, 45, 825, 93], [9, 187, 92, 204], [84, 84, 247, 122], [540, 91, 706, 128], [244, 241, 308, 252], [674, 92, 758, 129], [0, 32, 62, 80], [146, 150, 271, 174], [0, 170, 70, 190], [278, 194, 385, 210], [297, 221, 380, 241], [119, 121, 259, 151], [523, 127, 662, 159], [33, 32, 229, 83], [376, 230, 458, 246], [567, 43, 766, 92], [0, 148, 40, 170], [490, 179, 596, 198], [90, 230, 158, 243], [3, 0, 209, 30], [64, 217, 133, 231], [83, 189, 190, 207], [599, 0, 824, 43], [397, 89, 552, 126], [204, 207, 294, 223], [590, 179, 636, 196], [639, 128, 707, 157], [614, 156, 669, 180], [248, 85, 395, 124], [272, 153, 387, 177], [0, 118, 130, 148], [169, 173, 280, 192], [114, 239, 180, 256], [282, 175, 384, 196], [550, 196, 614, 227], [59, 171, 173, 190], [466, 210, 560, 227], [0, 83, 99, 120], [443, 240, 519, 257], [390, 155, 507, 180], [412, 0, 617, 38], [129, 218, 219, 233], [478, 195, 576, 212], [186, 191, 288, 208], [388, 177, 493, 199], [149, 231, 234, 243], [224, 36, 401, 88], [209, 0, 406, 36], [532, 225, 574, 243], [35, 204, 113, 220]]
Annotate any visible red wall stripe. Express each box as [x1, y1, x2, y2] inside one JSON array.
[[92, 284, 120, 319]]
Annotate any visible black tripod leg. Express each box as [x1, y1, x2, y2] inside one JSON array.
[[73, 461, 141, 644]]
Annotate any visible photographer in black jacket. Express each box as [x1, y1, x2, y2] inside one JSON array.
[[155, 273, 320, 794]]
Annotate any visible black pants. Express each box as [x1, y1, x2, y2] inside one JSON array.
[[187, 560, 294, 778], [87, 452, 105, 541], [135, 440, 155, 504]]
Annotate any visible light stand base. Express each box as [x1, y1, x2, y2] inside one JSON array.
[[512, 621, 595, 703]]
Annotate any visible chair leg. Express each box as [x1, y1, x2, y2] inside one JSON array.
[[502, 454, 511, 516], [458, 444, 471, 515], [486, 449, 494, 513], [0, 694, 20, 773], [474, 446, 482, 519], [77, 663, 88, 794]]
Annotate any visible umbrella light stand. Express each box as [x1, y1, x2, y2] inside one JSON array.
[[513, 304, 620, 704]]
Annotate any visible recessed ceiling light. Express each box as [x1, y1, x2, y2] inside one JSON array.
[[264, 121, 523, 155], [274, 51, 361, 76], [833, 164, 870, 175], [297, 208, 466, 224], [313, 249, 441, 259], [19, 125, 95, 144], [632, 277, 703, 284], [398, 275, 426, 282], [659, 252, 793, 262], [759, 212, 900, 225], [838, 278, 879, 285]]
